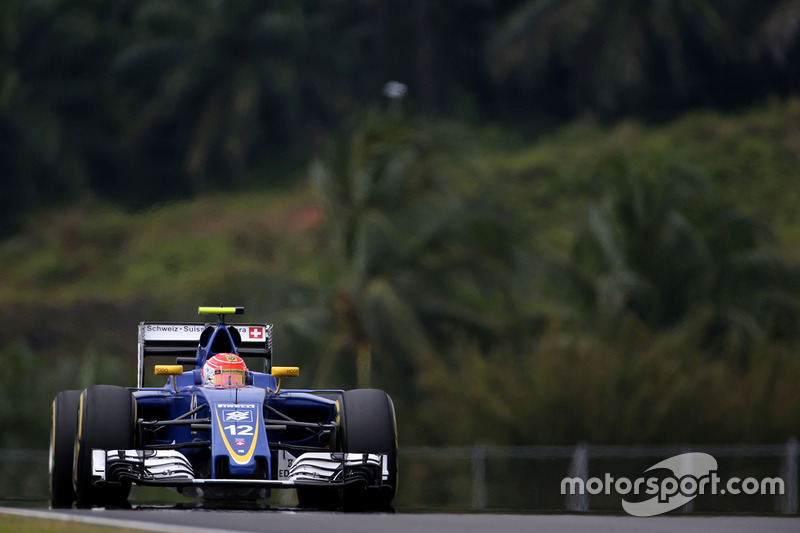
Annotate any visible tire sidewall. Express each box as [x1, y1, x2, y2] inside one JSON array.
[[339, 388, 398, 505], [49, 390, 81, 508], [74, 385, 136, 506]]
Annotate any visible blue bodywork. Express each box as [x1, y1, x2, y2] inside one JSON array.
[[132, 316, 340, 483]]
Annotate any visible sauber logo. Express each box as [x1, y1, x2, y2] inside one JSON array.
[[248, 327, 264, 340]]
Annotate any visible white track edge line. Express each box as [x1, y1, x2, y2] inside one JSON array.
[[0, 507, 242, 533]]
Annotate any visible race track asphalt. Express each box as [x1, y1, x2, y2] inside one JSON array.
[[2, 506, 800, 533]]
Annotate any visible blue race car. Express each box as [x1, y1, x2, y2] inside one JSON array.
[[49, 307, 398, 510]]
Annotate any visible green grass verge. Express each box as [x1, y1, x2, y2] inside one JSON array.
[[0, 513, 145, 533]]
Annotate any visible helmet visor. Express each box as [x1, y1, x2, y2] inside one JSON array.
[[212, 369, 246, 387]]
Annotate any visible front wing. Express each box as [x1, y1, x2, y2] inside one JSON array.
[[91, 449, 389, 490]]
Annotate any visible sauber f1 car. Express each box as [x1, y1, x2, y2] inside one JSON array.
[[49, 307, 398, 509]]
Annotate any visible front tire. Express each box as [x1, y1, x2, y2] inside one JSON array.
[[74, 385, 136, 507], [338, 388, 398, 510], [49, 390, 81, 508]]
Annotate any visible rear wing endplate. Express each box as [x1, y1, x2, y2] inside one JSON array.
[[137, 322, 273, 388]]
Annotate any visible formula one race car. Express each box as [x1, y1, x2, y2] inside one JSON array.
[[49, 307, 397, 510]]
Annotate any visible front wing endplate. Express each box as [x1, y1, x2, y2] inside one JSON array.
[[91, 449, 388, 489]]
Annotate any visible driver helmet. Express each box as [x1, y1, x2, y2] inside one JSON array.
[[202, 353, 248, 387]]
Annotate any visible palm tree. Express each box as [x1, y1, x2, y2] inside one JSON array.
[[486, 0, 734, 115], [563, 161, 705, 328], [562, 159, 800, 357], [0, 0, 129, 232], [306, 111, 515, 389], [112, 0, 352, 196], [753, 0, 800, 64]]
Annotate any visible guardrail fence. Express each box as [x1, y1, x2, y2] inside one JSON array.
[[2, 440, 797, 513], [397, 439, 799, 513]]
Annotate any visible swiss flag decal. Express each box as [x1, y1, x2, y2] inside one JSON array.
[[249, 327, 264, 340]]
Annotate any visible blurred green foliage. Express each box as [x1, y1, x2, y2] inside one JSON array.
[[3, 2, 800, 510], [3, 0, 800, 234], [1, 100, 800, 450], [1, 0, 800, 454]]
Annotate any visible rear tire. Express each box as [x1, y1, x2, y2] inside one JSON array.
[[74, 385, 136, 507], [49, 390, 81, 508], [338, 388, 398, 510]]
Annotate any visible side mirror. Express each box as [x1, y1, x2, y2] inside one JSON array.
[[154, 365, 184, 376], [155, 364, 184, 392], [270, 366, 299, 393], [271, 366, 300, 377]]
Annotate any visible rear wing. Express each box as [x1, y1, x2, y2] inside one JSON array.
[[137, 322, 273, 388]]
